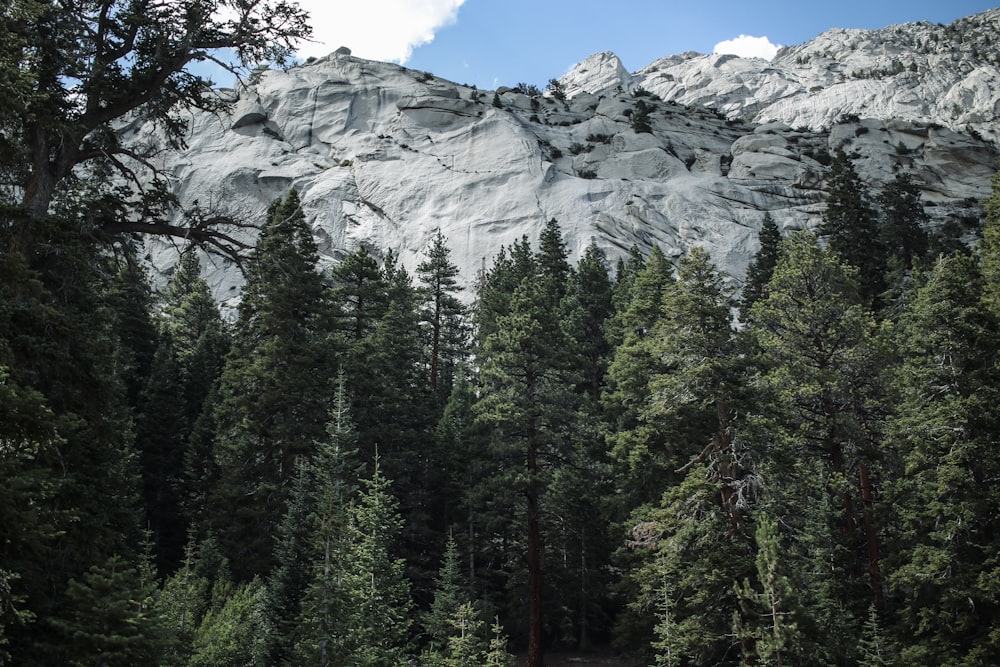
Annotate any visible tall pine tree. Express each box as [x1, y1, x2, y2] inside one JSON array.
[[211, 190, 336, 580]]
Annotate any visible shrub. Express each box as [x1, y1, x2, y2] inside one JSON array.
[[577, 168, 597, 179], [546, 78, 566, 101], [513, 82, 541, 96]]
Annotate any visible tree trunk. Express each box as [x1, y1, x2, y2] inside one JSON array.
[[526, 427, 544, 667], [714, 399, 742, 535], [858, 463, 884, 611]]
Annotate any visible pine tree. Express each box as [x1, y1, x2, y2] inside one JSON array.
[[0, 213, 147, 663], [425, 532, 466, 652], [161, 251, 230, 433], [820, 150, 886, 307], [417, 229, 468, 399], [981, 168, 1000, 318], [187, 578, 265, 667], [857, 604, 894, 667], [606, 244, 646, 347], [332, 244, 387, 343], [211, 191, 336, 580], [475, 244, 581, 667], [161, 255, 233, 534], [537, 217, 572, 305], [484, 618, 515, 667], [749, 232, 888, 660], [740, 212, 781, 317], [293, 377, 363, 666], [134, 330, 190, 573], [603, 245, 678, 511], [885, 252, 1000, 665], [565, 240, 614, 404], [343, 455, 415, 665], [877, 171, 929, 272], [49, 551, 175, 666], [736, 517, 801, 667]]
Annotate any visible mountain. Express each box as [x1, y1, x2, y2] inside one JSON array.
[[137, 9, 1000, 310], [563, 9, 1000, 143]]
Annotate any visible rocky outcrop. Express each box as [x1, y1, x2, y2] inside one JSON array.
[[137, 10, 999, 312], [561, 9, 1000, 144]]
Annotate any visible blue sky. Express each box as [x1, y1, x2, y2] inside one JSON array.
[[289, 0, 998, 90]]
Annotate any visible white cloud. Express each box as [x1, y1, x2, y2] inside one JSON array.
[[713, 35, 781, 60], [294, 0, 466, 62]]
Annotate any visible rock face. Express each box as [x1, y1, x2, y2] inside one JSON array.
[[139, 10, 999, 310], [563, 9, 1000, 144]]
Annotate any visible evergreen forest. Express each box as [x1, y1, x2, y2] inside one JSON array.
[[3, 3, 1000, 666]]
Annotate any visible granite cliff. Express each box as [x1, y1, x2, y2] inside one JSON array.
[[136, 9, 1000, 308]]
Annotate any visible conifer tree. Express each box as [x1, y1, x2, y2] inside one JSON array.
[[981, 168, 1000, 318], [857, 604, 894, 667], [735, 516, 802, 667], [49, 551, 175, 666], [740, 212, 781, 317], [343, 455, 415, 665], [475, 242, 581, 666], [425, 532, 466, 653], [0, 214, 146, 663], [187, 578, 265, 667], [877, 171, 929, 272], [156, 253, 230, 532], [293, 377, 363, 666], [749, 232, 888, 660], [211, 190, 336, 579], [885, 252, 1000, 665], [606, 244, 646, 347], [417, 229, 467, 398], [134, 330, 190, 573], [332, 244, 387, 343], [603, 245, 678, 511], [820, 150, 886, 307], [485, 618, 515, 667], [537, 217, 573, 305], [565, 241, 615, 404], [161, 251, 230, 432]]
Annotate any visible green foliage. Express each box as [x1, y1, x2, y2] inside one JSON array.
[[749, 231, 888, 663], [735, 517, 802, 667], [417, 229, 468, 400], [820, 150, 886, 307], [981, 168, 1000, 318], [603, 246, 678, 511], [342, 456, 415, 664], [631, 99, 654, 133], [740, 212, 781, 317], [211, 191, 336, 579], [546, 78, 566, 101], [4, 0, 309, 253], [425, 532, 466, 652], [878, 171, 929, 272], [187, 578, 264, 667], [885, 252, 1000, 665], [49, 552, 175, 667]]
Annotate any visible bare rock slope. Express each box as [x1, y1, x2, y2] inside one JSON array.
[[140, 10, 999, 308]]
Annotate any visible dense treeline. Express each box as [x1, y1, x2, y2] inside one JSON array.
[[4, 157, 1000, 665], [2, 3, 1000, 664]]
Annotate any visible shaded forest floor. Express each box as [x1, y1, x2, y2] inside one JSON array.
[[514, 650, 640, 666]]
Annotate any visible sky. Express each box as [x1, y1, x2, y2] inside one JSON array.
[[287, 0, 999, 90]]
